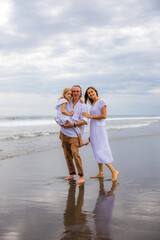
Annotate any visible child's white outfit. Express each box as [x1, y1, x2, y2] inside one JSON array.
[[55, 99, 70, 125], [55, 98, 81, 135]]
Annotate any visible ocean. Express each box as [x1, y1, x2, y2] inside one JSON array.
[[0, 115, 160, 240], [0, 115, 160, 161]]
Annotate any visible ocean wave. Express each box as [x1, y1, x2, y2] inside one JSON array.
[[0, 131, 59, 141], [0, 118, 159, 142], [107, 120, 158, 130], [0, 115, 159, 128], [107, 116, 160, 121], [0, 120, 55, 127]]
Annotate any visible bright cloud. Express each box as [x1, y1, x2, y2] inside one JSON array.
[[0, 0, 160, 116]]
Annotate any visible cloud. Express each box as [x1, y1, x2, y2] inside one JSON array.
[[148, 88, 160, 94], [0, 0, 160, 115]]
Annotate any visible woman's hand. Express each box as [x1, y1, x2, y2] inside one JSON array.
[[80, 99, 83, 103], [82, 112, 91, 118]]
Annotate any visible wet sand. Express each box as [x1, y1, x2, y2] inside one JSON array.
[[0, 135, 160, 240]]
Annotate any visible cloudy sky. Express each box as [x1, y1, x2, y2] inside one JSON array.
[[0, 0, 160, 116]]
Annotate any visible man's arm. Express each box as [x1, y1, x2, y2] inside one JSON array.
[[63, 119, 87, 128], [63, 102, 88, 128]]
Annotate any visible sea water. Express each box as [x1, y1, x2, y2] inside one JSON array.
[[0, 115, 160, 160]]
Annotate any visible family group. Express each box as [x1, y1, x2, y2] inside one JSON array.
[[55, 85, 119, 184]]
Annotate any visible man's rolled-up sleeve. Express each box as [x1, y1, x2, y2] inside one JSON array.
[[82, 104, 88, 124]]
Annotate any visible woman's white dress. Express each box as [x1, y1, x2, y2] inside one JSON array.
[[90, 99, 113, 164]]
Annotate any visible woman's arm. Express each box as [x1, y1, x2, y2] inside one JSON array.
[[82, 106, 106, 119], [61, 103, 73, 116]]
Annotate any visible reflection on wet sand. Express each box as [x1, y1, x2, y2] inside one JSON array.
[[61, 181, 92, 239], [94, 179, 119, 240], [61, 179, 119, 240]]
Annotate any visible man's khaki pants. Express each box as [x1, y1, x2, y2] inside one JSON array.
[[60, 131, 84, 177]]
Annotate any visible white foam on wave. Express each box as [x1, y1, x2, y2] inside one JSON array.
[[1, 115, 159, 127], [0, 131, 59, 141], [0, 116, 159, 142], [0, 119, 55, 127], [107, 116, 160, 121], [108, 120, 157, 130]]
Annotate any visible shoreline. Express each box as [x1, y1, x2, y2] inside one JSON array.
[[1, 115, 160, 162], [0, 134, 160, 239], [1, 130, 160, 162]]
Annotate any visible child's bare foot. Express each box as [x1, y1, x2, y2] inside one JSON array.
[[76, 176, 85, 184], [79, 141, 89, 147], [90, 173, 104, 178], [64, 175, 74, 181], [112, 171, 119, 181]]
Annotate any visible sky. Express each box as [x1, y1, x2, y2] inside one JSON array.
[[0, 0, 160, 117]]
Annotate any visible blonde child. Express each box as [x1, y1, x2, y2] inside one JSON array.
[[55, 88, 88, 147]]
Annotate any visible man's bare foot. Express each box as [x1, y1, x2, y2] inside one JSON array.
[[112, 171, 119, 181], [76, 176, 85, 184], [79, 141, 89, 147], [64, 175, 74, 181], [90, 174, 104, 178]]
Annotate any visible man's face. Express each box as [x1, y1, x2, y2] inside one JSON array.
[[72, 86, 81, 100]]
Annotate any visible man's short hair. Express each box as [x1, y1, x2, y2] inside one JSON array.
[[72, 85, 82, 98]]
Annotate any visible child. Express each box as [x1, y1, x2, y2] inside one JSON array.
[[55, 88, 89, 147]]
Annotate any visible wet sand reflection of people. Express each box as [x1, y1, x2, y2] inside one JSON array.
[[61, 181, 91, 240], [94, 179, 119, 240]]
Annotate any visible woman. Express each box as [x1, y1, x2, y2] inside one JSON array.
[[83, 87, 119, 181]]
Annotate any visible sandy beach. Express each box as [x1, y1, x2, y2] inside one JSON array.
[[0, 134, 160, 240]]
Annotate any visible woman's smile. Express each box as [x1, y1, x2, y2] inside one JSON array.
[[87, 89, 97, 100]]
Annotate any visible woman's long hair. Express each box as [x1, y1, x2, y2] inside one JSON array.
[[84, 86, 98, 105]]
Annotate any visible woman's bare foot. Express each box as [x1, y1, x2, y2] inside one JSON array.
[[76, 176, 85, 184], [90, 173, 104, 178], [79, 141, 89, 147], [64, 175, 74, 181], [112, 171, 119, 181], [108, 180, 120, 196]]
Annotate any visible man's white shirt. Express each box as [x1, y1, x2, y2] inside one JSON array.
[[60, 100, 88, 137]]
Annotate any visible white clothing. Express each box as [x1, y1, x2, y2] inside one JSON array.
[[94, 192, 115, 238], [90, 99, 113, 164], [55, 98, 71, 125], [55, 98, 82, 136], [60, 100, 88, 137]]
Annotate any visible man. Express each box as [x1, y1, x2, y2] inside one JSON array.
[[60, 85, 88, 184]]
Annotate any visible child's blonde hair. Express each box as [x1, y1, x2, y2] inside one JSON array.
[[59, 88, 72, 99]]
